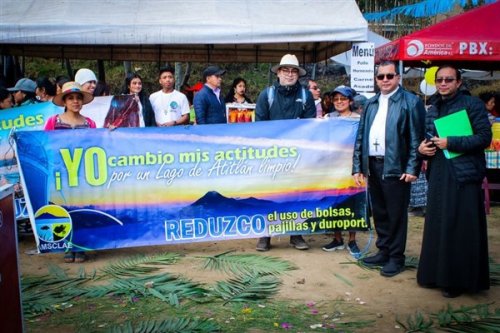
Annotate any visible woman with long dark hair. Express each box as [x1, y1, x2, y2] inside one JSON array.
[[224, 77, 252, 104], [36, 77, 56, 102], [120, 72, 156, 127]]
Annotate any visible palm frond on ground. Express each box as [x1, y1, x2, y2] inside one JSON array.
[[83, 273, 208, 306], [22, 260, 207, 316], [434, 303, 500, 333], [397, 303, 500, 333], [396, 311, 434, 333], [22, 264, 95, 317], [107, 318, 220, 333], [211, 273, 282, 303], [200, 251, 296, 276], [100, 252, 181, 278]]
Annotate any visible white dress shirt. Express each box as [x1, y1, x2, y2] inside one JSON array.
[[369, 87, 399, 156]]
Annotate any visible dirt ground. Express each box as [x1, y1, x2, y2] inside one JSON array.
[[18, 208, 500, 332]]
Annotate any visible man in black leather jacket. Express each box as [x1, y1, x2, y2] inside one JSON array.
[[352, 61, 425, 277]]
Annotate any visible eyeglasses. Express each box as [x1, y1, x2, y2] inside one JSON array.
[[333, 97, 349, 102], [280, 68, 299, 75], [376, 73, 398, 80], [435, 77, 456, 84]]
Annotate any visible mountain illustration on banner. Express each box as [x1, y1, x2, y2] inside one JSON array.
[[178, 190, 353, 217]]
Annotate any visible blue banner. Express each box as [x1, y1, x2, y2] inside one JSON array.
[[14, 118, 368, 253]]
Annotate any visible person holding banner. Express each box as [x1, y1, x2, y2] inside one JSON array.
[[121, 73, 156, 127], [352, 60, 425, 277], [254, 54, 316, 252], [45, 81, 96, 262], [322, 86, 360, 255], [417, 65, 491, 298], [150, 66, 190, 126]]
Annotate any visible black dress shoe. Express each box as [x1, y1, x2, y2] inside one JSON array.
[[380, 261, 405, 277], [361, 252, 389, 267], [442, 288, 463, 298]]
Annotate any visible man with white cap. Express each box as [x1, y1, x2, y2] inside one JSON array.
[[74, 68, 98, 95], [254, 54, 316, 252], [8, 78, 38, 107]]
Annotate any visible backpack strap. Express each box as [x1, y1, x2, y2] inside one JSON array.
[[301, 87, 307, 109], [267, 86, 275, 108], [268, 85, 307, 110]]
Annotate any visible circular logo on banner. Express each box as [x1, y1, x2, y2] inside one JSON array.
[[34, 205, 72, 242], [407, 40, 424, 57]]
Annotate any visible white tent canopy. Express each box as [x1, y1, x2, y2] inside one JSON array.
[[0, 0, 368, 63]]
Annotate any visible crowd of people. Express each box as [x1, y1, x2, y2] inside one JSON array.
[[0, 55, 495, 299]]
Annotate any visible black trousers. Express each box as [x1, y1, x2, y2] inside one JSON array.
[[368, 158, 410, 264]]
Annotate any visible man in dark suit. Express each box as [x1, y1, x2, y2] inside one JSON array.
[[352, 61, 426, 277]]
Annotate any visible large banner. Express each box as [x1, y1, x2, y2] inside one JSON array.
[[0, 96, 132, 220], [14, 118, 368, 253]]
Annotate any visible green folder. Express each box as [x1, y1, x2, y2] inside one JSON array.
[[433, 109, 473, 159]]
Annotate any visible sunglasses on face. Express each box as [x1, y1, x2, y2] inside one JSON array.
[[376, 73, 397, 80], [333, 97, 349, 102], [435, 77, 456, 84]]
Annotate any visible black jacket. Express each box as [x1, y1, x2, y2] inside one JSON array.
[[425, 91, 491, 183], [255, 81, 316, 120], [352, 86, 426, 177], [194, 85, 226, 124]]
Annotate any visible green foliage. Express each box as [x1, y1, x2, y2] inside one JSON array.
[[200, 251, 296, 276], [83, 273, 208, 306], [396, 304, 500, 333], [434, 303, 500, 332], [211, 273, 281, 303], [107, 318, 220, 333], [21, 264, 95, 318], [100, 252, 180, 278], [334, 272, 354, 287], [396, 311, 434, 332], [404, 256, 420, 269]]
